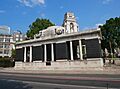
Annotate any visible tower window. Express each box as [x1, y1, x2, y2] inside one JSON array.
[[70, 23, 74, 32]]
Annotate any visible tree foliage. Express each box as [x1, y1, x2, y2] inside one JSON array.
[[26, 18, 55, 39], [99, 17, 120, 53], [11, 49, 16, 58]]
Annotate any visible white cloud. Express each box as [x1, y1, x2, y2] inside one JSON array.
[[0, 10, 5, 13], [102, 0, 112, 4], [18, 0, 45, 7]]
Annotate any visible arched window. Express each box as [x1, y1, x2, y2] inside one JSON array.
[[70, 23, 74, 32]]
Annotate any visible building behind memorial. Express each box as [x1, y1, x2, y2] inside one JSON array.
[[12, 31, 26, 42], [15, 12, 103, 70], [0, 26, 26, 58], [0, 26, 14, 57]]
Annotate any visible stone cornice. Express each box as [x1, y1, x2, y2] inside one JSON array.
[[16, 29, 101, 47]]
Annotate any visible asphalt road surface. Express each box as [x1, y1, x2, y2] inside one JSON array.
[[0, 72, 120, 89]]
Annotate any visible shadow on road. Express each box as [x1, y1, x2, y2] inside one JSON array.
[[0, 79, 32, 89]]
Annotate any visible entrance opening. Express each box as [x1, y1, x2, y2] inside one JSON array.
[[46, 61, 51, 66], [72, 40, 80, 60], [46, 44, 51, 61], [66, 41, 71, 60], [53, 43, 56, 61], [26, 47, 30, 62], [81, 39, 87, 59]]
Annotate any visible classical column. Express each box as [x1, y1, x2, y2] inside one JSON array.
[[79, 40, 83, 60], [30, 46, 32, 62], [70, 41, 74, 60], [2, 45, 4, 57], [44, 44, 47, 62], [24, 47, 27, 62], [51, 43, 54, 61]]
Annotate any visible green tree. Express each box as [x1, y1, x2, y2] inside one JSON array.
[[27, 18, 55, 39], [99, 17, 120, 54], [11, 49, 16, 58]]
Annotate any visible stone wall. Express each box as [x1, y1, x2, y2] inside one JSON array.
[[14, 58, 103, 70]]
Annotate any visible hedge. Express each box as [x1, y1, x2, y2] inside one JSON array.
[[0, 58, 15, 67]]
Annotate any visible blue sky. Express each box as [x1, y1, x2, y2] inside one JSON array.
[[0, 0, 120, 33]]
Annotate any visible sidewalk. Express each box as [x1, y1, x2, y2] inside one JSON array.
[[0, 65, 120, 75]]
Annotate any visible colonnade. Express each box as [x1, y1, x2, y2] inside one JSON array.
[[23, 40, 83, 62]]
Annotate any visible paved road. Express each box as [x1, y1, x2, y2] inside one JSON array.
[[0, 72, 120, 89]]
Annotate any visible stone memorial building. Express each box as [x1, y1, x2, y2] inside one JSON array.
[[15, 12, 103, 70]]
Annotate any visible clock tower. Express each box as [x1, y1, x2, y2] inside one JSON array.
[[63, 12, 79, 33]]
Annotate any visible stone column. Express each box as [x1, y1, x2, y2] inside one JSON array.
[[2, 45, 4, 57], [70, 41, 74, 61], [44, 44, 47, 62], [51, 43, 54, 61], [30, 46, 32, 62], [24, 47, 27, 62], [79, 40, 83, 60]]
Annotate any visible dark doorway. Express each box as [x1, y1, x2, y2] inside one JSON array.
[[53, 43, 56, 61], [46, 44, 51, 61], [16, 48, 24, 62], [66, 41, 71, 60], [26, 47, 30, 62], [33, 45, 44, 62], [55, 42, 69, 60], [72, 40, 79, 60]]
